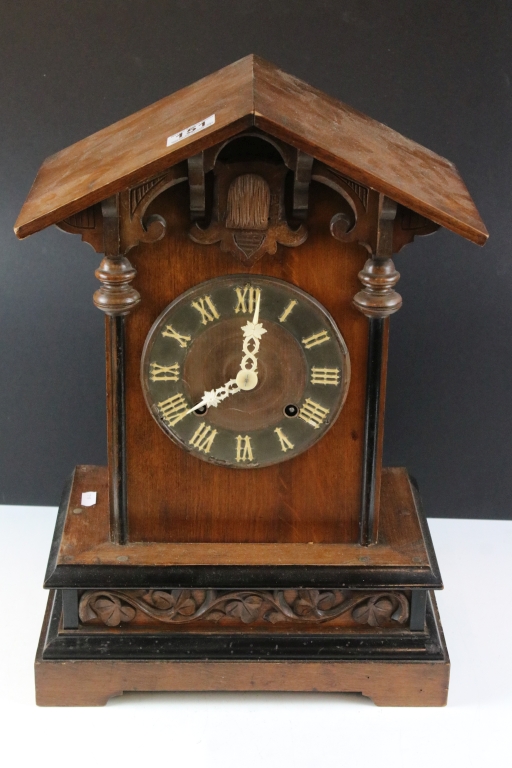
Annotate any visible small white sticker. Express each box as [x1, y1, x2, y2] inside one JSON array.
[[166, 114, 215, 147], [81, 491, 97, 507]]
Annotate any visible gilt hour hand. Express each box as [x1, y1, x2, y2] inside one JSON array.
[[236, 289, 267, 391], [186, 378, 241, 415]]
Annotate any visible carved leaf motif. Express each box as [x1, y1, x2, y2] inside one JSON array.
[[352, 597, 395, 627], [143, 589, 202, 616], [316, 592, 339, 611], [94, 596, 136, 627], [192, 589, 207, 605], [225, 595, 263, 623], [283, 589, 298, 604], [173, 590, 197, 617], [146, 590, 174, 610], [293, 589, 320, 618], [79, 603, 98, 623], [291, 589, 339, 617]]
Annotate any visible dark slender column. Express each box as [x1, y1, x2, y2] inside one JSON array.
[[108, 316, 128, 544], [410, 589, 428, 631], [94, 195, 140, 544], [353, 251, 401, 545], [61, 589, 79, 629], [360, 318, 384, 546]]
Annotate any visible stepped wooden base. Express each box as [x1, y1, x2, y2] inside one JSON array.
[[35, 467, 449, 706], [35, 591, 449, 707]]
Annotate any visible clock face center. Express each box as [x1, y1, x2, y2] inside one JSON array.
[[183, 316, 307, 432], [236, 369, 258, 391]]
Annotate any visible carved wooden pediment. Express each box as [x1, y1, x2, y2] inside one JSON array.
[[189, 160, 307, 265]]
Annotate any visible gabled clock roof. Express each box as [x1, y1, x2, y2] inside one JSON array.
[[15, 54, 487, 244]]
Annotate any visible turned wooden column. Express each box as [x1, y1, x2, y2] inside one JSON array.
[[353, 196, 402, 545], [93, 195, 140, 544]]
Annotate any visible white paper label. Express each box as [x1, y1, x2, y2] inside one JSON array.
[[166, 114, 215, 147], [81, 491, 97, 507]]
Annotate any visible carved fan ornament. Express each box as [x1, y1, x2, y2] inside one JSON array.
[[79, 588, 410, 628]]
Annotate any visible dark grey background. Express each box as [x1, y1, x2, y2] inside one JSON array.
[[1, 0, 510, 518]]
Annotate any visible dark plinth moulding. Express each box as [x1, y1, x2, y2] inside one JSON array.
[[45, 472, 443, 591]]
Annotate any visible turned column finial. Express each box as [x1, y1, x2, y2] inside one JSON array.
[[93, 255, 140, 316], [353, 257, 402, 318], [93, 195, 141, 316], [353, 195, 402, 319]]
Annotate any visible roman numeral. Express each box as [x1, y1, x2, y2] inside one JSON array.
[[235, 435, 254, 462], [298, 398, 330, 429], [234, 285, 261, 314], [162, 325, 191, 348], [310, 367, 340, 385], [302, 330, 330, 349], [189, 423, 217, 454], [149, 362, 180, 382], [158, 393, 189, 426], [278, 299, 298, 323], [274, 427, 294, 453], [191, 295, 220, 325]]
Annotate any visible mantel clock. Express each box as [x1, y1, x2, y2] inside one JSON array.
[[14, 55, 488, 706]]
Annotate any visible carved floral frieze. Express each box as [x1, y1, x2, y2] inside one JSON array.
[[79, 588, 409, 628]]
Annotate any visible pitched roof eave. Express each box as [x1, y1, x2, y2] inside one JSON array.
[[14, 54, 488, 246]]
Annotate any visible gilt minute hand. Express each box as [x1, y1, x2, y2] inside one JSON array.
[[236, 290, 267, 391]]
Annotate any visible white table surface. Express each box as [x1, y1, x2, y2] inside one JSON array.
[[1, 505, 511, 768]]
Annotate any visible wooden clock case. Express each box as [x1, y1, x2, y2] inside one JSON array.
[[14, 56, 488, 706]]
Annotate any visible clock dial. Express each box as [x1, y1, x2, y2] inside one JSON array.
[[141, 275, 350, 468]]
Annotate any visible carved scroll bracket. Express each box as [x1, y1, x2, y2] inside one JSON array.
[[313, 162, 371, 249], [56, 163, 188, 260], [320, 160, 439, 264], [353, 195, 402, 319]]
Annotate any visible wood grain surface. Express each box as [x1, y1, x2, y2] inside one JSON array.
[[15, 55, 487, 244], [123, 183, 369, 543], [56, 465, 429, 567]]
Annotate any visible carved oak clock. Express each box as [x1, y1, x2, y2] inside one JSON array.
[[14, 55, 488, 706]]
